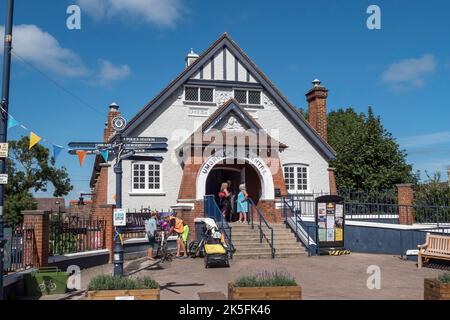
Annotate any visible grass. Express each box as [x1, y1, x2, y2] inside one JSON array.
[[438, 273, 450, 284], [88, 275, 159, 291], [234, 271, 297, 287]]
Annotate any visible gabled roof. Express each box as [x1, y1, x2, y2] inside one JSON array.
[[121, 33, 336, 160], [202, 98, 262, 132], [179, 98, 288, 150]]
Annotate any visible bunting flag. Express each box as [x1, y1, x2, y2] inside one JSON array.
[[53, 145, 64, 160], [76, 150, 87, 167], [7, 115, 19, 130], [29, 131, 42, 149], [100, 150, 109, 162], [113, 194, 117, 204]]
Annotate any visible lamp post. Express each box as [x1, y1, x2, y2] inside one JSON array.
[[113, 133, 124, 277], [0, 0, 14, 301]]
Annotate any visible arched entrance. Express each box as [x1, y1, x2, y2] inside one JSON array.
[[205, 162, 262, 206]]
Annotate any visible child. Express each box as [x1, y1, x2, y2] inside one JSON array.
[[181, 222, 190, 255]]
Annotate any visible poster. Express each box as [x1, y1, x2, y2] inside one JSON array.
[[335, 204, 343, 218], [326, 215, 335, 229], [318, 215, 327, 229], [318, 203, 326, 217], [113, 208, 127, 226], [326, 229, 335, 242], [335, 227, 343, 241], [318, 229, 327, 242]]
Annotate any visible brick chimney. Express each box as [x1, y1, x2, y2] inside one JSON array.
[[104, 102, 120, 142], [306, 79, 328, 142]]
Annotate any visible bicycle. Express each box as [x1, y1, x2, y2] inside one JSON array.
[[39, 279, 57, 292]]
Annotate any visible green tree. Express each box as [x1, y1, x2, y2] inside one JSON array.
[[5, 136, 73, 224], [327, 107, 415, 191], [414, 172, 450, 207]]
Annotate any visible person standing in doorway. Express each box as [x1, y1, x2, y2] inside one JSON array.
[[237, 184, 249, 223], [218, 182, 231, 221]]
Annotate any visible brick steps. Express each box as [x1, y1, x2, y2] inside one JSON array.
[[229, 222, 306, 259]]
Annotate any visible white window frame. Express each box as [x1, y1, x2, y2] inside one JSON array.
[[183, 85, 215, 104], [283, 164, 310, 194], [232, 88, 262, 106], [131, 161, 163, 194]]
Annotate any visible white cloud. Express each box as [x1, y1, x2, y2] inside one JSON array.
[[91, 59, 131, 87], [381, 54, 436, 88], [77, 0, 184, 28], [0, 24, 87, 78], [0, 24, 131, 86], [398, 131, 450, 149]]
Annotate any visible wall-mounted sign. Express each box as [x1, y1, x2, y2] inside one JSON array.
[[0, 142, 9, 158], [0, 174, 8, 185], [315, 195, 345, 253], [113, 208, 127, 227]]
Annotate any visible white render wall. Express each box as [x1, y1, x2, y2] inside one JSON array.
[[107, 87, 330, 211]]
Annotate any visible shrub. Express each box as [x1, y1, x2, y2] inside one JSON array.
[[438, 273, 450, 284], [88, 275, 159, 291], [234, 271, 297, 287]]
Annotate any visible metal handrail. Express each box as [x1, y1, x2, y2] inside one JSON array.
[[247, 198, 275, 258], [204, 195, 233, 258], [282, 197, 318, 256]]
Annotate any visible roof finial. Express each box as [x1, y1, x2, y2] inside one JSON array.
[[312, 79, 321, 87]]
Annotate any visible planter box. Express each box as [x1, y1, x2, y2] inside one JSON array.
[[228, 283, 301, 300], [86, 288, 160, 300], [424, 279, 450, 300]]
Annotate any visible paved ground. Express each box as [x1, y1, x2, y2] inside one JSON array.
[[76, 253, 445, 300]]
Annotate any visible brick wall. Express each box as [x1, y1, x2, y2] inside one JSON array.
[[396, 184, 414, 225], [306, 80, 329, 142], [22, 210, 50, 267], [92, 205, 115, 262], [328, 168, 337, 195]]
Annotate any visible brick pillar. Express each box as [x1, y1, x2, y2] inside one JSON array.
[[22, 210, 50, 267], [92, 205, 115, 262], [328, 168, 337, 195], [306, 79, 329, 142], [396, 184, 414, 225]]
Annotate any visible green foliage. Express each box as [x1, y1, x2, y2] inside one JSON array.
[[5, 136, 73, 224], [234, 271, 297, 287], [88, 275, 159, 291], [438, 273, 450, 284], [414, 172, 450, 207], [49, 232, 81, 256], [328, 107, 416, 191]]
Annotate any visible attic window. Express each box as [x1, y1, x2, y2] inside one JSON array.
[[234, 89, 261, 105], [184, 86, 214, 103]]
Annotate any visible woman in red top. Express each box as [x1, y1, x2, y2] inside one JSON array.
[[218, 182, 231, 221]]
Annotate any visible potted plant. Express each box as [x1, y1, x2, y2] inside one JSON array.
[[86, 275, 160, 300], [424, 273, 450, 300], [228, 271, 301, 300]]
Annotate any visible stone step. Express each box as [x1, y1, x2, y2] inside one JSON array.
[[233, 239, 299, 246], [234, 243, 305, 250], [234, 246, 305, 254], [233, 251, 306, 260], [231, 233, 295, 239]]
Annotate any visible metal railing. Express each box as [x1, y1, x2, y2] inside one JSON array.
[[282, 198, 318, 256], [204, 195, 233, 258], [247, 198, 275, 259], [49, 216, 106, 256], [4, 225, 37, 274]]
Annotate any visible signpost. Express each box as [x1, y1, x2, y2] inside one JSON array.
[[68, 115, 168, 276]]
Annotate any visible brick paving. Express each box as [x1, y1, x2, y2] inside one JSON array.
[[77, 253, 444, 300]]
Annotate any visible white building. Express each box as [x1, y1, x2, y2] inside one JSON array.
[[90, 33, 336, 227]]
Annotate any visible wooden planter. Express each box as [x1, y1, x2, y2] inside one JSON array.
[[424, 279, 450, 300], [86, 288, 160, 300], [228, 283, 301, 300]]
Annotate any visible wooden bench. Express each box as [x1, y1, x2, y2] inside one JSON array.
[[417, 233, 450, 269]]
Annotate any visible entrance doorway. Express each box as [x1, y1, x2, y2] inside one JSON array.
[[205, 162, 262, 220]]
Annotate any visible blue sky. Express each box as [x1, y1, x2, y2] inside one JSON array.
[[1, 0, 450, 201]]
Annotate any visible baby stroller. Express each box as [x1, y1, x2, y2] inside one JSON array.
[[189, 218, 230, 268]]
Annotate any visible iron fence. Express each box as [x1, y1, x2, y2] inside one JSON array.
[[4, 225, 38, 274], [49, 216, 106, 256]]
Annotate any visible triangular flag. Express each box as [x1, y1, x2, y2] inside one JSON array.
[[100, 150, 109, 162], [113, 194, 117, 204], [29, 131, 42, 149], [7, 115, 19, 130], [76, 150, 87, 167], [53, 145, 64, 160]]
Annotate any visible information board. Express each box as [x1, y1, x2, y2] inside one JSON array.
[[315, 195, 345, 250]]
